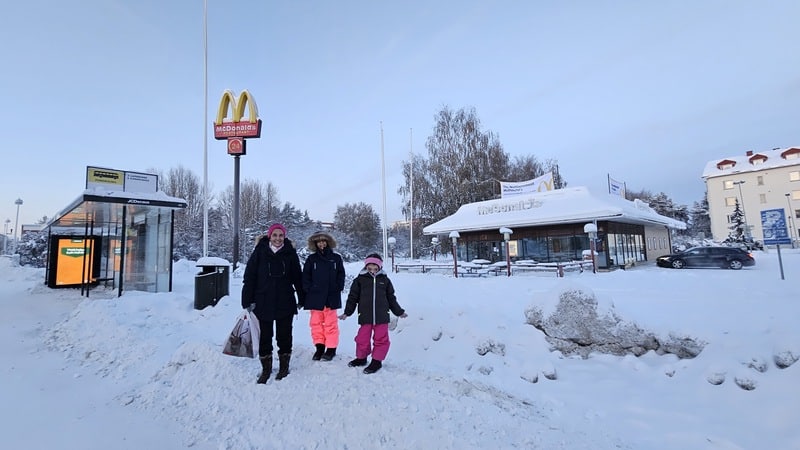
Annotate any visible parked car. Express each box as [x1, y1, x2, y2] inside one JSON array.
[[656, 246, 755, 270]]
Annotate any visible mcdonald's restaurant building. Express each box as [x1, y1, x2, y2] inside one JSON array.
[[43, 166, 187, 295], [422, 186, 685, 269]]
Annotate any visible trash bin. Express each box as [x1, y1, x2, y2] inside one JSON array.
[[194, 263, 231, 310]]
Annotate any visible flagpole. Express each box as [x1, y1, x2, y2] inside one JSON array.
[[202, 0, 209, 257], [409, 127, 413, 259], [607, 173, 611, 195], [381, 122, 388, 260]]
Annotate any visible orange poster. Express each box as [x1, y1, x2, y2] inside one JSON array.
[[55, 239, 93, 286]]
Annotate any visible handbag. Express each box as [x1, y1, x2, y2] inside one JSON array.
[[222, 310, 261, 358]]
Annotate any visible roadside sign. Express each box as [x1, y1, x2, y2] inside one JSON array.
[[761, 208, 791, 245]]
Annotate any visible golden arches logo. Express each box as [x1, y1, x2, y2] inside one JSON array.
[[213, 89, 262, 140]]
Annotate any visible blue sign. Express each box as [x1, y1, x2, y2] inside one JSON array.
[[761, 208, 791, 245]]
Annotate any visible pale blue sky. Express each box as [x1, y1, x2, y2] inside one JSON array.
[[2, 1, 799, 231]]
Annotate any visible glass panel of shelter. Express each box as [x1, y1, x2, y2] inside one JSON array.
[[122, 207, 168, 293]]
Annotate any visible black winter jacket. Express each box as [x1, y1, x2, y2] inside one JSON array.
[[301, 248, 345, 310], [241, 237, 304, 321], [343, 269, 405, 325]]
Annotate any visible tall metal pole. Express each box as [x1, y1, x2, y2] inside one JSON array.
[[13, 198, 23, 254], [380, 122, 388, 260], [233, 156, 240, 271], [409, 127, 413, 259], [3, 219, 9, 255], [202, 0, 209, 257]]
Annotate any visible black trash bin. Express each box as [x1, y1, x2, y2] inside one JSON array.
[[194, 263, 231, 310]]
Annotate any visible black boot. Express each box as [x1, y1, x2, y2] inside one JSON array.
[[348, 357, 367, 367], [321, 347, 336, 361], [276, 353, 291, 380], [256, 354, 272, 384], [312, 344, 325, 361], [363, 359, 382, 374]]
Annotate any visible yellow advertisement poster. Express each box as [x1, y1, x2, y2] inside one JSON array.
[[55, 239, 93, 286], [86, 167, 124, 191]]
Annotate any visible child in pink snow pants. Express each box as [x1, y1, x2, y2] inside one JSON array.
[[339, 253, 407, 374], [301, 231, 345, 362]]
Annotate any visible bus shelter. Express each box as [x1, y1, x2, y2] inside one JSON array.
[[44, 189, 187, 296]]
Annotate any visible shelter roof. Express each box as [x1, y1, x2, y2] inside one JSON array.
[[45, 189, 187, 230]]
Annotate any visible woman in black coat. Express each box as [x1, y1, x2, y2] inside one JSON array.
[[241, 223, 304, 383]]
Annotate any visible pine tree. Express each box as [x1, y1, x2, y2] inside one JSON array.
[[689, 197, 711, 238], [728, 198, 746, 241]]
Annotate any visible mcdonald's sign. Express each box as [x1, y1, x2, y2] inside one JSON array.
[[213, 89, 262, 140]]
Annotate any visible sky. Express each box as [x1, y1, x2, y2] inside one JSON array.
[[2, 248, 799, 449], [2, 1, 800, 231]]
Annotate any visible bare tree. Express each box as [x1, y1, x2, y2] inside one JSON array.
[[399, 105, 564, 229], [399, 106, 507, 225], [152, 166, 208, 260], [217, 179, 282, 262]]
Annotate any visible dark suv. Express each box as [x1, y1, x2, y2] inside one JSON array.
[[656, 246, 755, 270]]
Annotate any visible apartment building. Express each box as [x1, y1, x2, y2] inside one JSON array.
[[702, 147, 800, 243]]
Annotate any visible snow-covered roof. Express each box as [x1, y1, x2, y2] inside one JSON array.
[[702, 146, 800, 179], [45, 188, 188, 229], [422, 186, 685, 235]]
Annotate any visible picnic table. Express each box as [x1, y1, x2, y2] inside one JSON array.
[[394, 261, 453, 274], [458, 261, 485, 276], [486, 261, 510, 276], [511, 260, 593, 277]]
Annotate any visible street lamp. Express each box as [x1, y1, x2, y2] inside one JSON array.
[[3, 219, 9, 255], [499, 227, 513, 277], [431, 237, 439, 261], [786, 193, 796, 248], [732, 181, 748, 238], [13, 198, 23, 254], [388, 236, 396, 272], [584, 223, 598, 274], [449, 231, 460, 278]]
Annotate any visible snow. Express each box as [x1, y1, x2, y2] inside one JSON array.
[[2, 249, 799, 449], [702, 146, 799, 178], [422, 186, 686, 235]]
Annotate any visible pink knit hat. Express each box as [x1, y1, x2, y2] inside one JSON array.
[[267, 223, 287, 237], [364, 255, 383, 269]]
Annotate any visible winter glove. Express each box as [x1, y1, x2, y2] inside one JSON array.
[[338, 313, 348, 320], [399, 312, 408, 318], [247, 303, 256, 312]]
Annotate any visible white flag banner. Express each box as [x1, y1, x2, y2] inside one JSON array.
[[500, 172, 554, 198], [608, 177, 625, 197]]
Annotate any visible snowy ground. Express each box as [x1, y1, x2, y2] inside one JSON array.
[[1, 248, 799, 449]]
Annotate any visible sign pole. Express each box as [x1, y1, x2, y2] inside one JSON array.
[[233, 155, 241, 271], [213, 90, 261, 271], [760, 208, 791, 281]]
